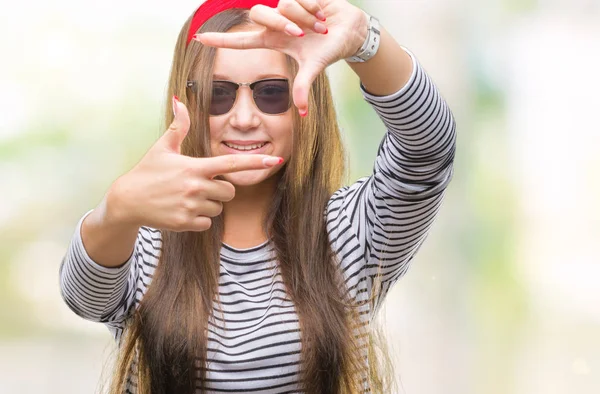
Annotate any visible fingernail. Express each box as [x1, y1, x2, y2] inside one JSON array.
[[263, 157, 284, 166], [192, 34, 200, 41], [172, 95, 179, 117], [316, 11, 326, 21], [285, 23, 304, 37], [299, 109, 308, 117], [314, 22, 327, 35]]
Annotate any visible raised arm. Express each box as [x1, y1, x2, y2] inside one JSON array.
[[327, 33, 456, 311], [347, 19, 415, 97]]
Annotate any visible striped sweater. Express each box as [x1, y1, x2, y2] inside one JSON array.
[[59, 49, 456, 393]]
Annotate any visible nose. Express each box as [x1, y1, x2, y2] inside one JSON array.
[[228, 86, 261, 130]]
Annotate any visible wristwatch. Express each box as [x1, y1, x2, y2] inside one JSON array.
[[345, 11, 381, 63]]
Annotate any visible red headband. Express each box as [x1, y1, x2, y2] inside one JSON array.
[[186, 0, 280, 46]]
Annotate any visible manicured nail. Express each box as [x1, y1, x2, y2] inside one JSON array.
[[192, 34, 200, 41], [172, 95, 179, 117], [314, 22, 327, 35], [316, 11, 326, 21], [263, 157, 284, 166], [284, 23, 304, 37], [299, 108, 308, 117]]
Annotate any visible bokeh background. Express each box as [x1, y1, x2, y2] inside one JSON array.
[[1, 0, 599, 393]]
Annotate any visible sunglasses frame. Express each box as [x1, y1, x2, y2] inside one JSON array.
[[186, 78, 292, 116]]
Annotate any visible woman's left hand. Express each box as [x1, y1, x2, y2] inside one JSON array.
[[193, 0, 367, 116]]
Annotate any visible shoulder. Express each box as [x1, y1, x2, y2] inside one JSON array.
[[325, 176, 372, 219]]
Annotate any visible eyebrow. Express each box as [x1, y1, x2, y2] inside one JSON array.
[[212, 73, 288, 80]]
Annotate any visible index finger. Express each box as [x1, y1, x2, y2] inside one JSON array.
[[193, 30, 266, 50], [201, 154, 284, 178]]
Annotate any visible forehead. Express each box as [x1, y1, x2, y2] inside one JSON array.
[[213, 48, 289, 80], [211, 25, 290, 81]]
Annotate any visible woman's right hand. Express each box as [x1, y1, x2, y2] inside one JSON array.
[[105, 97, 283, 232]]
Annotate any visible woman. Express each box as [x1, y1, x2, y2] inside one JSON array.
[[59, 0, 456, 392]]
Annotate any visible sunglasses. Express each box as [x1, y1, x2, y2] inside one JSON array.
[[186, 78, 292, 116]]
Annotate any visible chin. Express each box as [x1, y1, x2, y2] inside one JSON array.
[[223, 168, 279, 187]]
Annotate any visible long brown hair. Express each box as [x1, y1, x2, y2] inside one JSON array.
[[109, 9, 395, 393]]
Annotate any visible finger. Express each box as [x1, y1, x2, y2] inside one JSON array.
[[201, 154, 284, 178], [194, 30, 266, 50], [162, 96, 191, 154], [204, 179, 236, 202], [293, 60, 323, 114], [295, 0, 326, 20], [192, 200, 223, 218], [277, 0, 326, 33], [252, 2, 306, 36], [178, 216, 212, 232]]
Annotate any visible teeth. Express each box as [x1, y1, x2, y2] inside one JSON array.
[[224, 142, 267, 151]]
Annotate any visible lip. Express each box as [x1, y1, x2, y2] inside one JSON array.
[[221, 141, 271, 154], [224, 140, 267, 145]]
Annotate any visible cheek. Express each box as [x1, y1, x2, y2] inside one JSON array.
[[209, 120, 224, 153], [272, 117, 294, 157], [209, 120, 218, 139]]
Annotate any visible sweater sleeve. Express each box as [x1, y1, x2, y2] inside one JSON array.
[[326, 47, 456, 312], [59, 210, 141, 326]]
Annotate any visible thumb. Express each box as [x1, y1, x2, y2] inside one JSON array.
[[162, 96, 191, 154], [292, 62, 322, 116]]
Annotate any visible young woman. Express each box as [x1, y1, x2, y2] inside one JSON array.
[[59, 0, 456, 392]]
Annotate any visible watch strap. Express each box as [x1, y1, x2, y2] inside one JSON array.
[[345, 11, 381, 63]]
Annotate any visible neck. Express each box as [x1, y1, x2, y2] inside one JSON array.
[[222, 175, 280, 249]]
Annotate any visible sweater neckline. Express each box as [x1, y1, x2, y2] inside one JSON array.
[[220, 240, 273, 260]]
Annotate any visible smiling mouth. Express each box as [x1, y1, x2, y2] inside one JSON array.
[[223, 142, 268, 151]]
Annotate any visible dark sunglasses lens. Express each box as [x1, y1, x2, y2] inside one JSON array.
[[210, 82, 237, 115], [253, 80, 290, 115]]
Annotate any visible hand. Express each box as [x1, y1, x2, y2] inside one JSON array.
[[107, 97, 284, 232], [193, 0, 367, 115]]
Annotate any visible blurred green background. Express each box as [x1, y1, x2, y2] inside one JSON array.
[[1, 0, 599, 393]]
